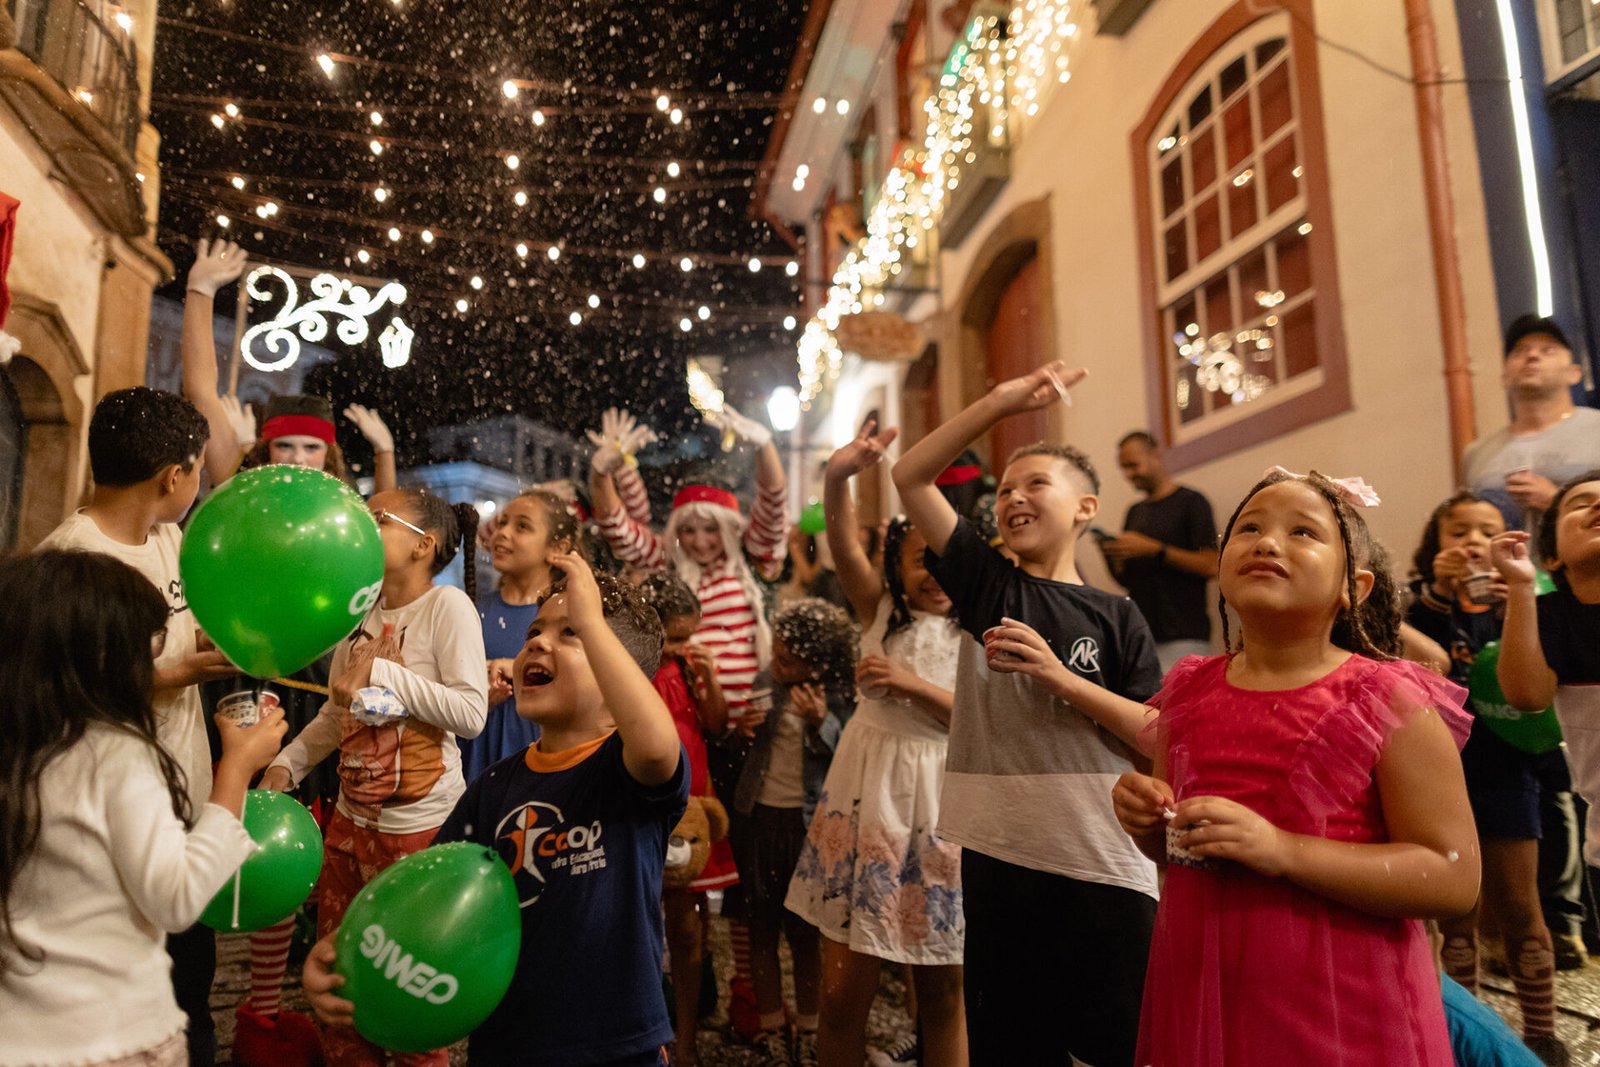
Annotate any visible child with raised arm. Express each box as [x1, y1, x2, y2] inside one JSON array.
[[890, 363, 1162, 1066], [787, 420, 968, 1067], [302, 552, 688, 1067], [1494, 471, 1600, 908], [183, 237, 397, 491], [1031, 468, 1479, 1065]]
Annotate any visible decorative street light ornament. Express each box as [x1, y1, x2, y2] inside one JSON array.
[[241, 266, 410, 372], [832, 310, 924, 363], [379, 318, 415, 369]]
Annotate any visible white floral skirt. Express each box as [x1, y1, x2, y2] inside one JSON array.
[[784, 714, 964, 965]]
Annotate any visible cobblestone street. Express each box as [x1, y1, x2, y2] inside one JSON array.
[[210, 918, 1600, 1065]]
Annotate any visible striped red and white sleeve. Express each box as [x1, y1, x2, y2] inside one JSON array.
[[613, 463, 653, 526], [597, 508, 665, 572], [743, 482, 790, 563]]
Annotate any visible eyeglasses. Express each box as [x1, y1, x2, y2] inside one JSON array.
[[375, 510, 428, 537]]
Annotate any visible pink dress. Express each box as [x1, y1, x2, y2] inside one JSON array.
[[1137, 654, 1471, 1067]]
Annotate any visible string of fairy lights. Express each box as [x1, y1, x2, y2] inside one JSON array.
[[796, 0, 1081, 402], [148, 11, 801, 333]]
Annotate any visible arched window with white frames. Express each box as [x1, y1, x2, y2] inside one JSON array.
[[1133, 2, 1349, 466]]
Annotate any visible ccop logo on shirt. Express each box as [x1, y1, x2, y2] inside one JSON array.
[[1067, 636, 1100, 675], [495, 801, 608, 908]]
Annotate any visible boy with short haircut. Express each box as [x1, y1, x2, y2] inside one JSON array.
[[892, 362, 1163, 1067], [304, 551, 687, 1067], [37, 386, 239, 1066]]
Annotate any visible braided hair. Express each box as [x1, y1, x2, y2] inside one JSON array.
[[393, 488, 481, 601], [1217, 470, 1400, 659]]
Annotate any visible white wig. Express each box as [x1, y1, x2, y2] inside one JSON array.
[[664, 499, 773, 668]]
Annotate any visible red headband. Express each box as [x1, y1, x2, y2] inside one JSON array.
[[260, 414, 336, 444], [673, 485, 740, 514], [935, 464, 983, 487]]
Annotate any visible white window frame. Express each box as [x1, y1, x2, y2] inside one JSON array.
[[1145, 13, 1320, 445], [1537, 0, 1600, 84]]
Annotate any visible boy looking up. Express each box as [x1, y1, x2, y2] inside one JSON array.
[[892, 362, 1162, 1067], [37, 386, 239, 1067], [304, 552, 687, 1067]]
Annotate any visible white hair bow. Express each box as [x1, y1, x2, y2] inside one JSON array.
[[1263, 466, 1381, 508]]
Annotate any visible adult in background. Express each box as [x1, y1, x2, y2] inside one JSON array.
[[1099, 432, 1219, 674], [1461, 313, 1600, 972]]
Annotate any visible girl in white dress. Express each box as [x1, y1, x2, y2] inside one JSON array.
[[786, 421, 968, 1067]]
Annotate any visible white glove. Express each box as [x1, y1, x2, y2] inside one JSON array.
[[187, 238, 247, 298], [705, 403, 772, 447], [586, 407, 658, 473], [344, 404, 395, 454], [219, 395, 256, 444]]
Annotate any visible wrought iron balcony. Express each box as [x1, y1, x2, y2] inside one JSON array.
[[8, 0, 140, 155]]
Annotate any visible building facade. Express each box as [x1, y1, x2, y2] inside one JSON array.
[[0, 0, 171, 551], [759, 0, 1597, 589]]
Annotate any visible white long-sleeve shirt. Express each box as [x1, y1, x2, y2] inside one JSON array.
[[0, 727, 256, 1067], [270, 584, 488, 834]]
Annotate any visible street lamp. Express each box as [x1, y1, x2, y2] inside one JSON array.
[[767, 386, 800, 433]]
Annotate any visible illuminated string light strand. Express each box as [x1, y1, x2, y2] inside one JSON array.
[[796, 2, 1079, 401]]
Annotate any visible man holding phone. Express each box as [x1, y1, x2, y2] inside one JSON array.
[[1098, 431, 1218, 673]]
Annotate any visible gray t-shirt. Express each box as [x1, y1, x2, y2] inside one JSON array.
[[1459, 407, 1600, 530]]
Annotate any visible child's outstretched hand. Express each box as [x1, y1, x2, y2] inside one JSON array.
[[344, 404, 395, 455], [705, 403, 773, 447], [548, 550, 604, 634], [988, 360, 1086, 416], [219, 395, 256, 445], [188, 238, 247, 297], [1171, 796, 1288, 877], [1112, 771, 1175, 838], [215, 705, 288, 776], [302, 936, 356, 1027], [826, 419, 900, 482], [1489, 530, 1539, 588], [487, 658, 515, 705]]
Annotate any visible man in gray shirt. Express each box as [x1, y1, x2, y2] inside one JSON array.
[[1461, 315, 1600, 532]]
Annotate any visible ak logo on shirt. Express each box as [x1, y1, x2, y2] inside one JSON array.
[[1067, 636, 1101, 675], [494, 801, 608, 907]]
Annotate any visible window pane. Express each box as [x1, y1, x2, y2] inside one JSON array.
[[1238, 247, 1269, 310], [1258, 61, 1292, 138], [1256, 38, 1286, 67], [1281, 302, 1318, 378], [1194, 193, 1221, 262], [1264, 135, 1299, 213], [1228, 170, 1258, 238], [1205, 275, 1233, 336], [1188, 82, 1214, 127], [1220, 56, 1248, 101], [1177, 359, 1204, 424], [1224, 96, 1253, 170], [1277, 225, 1311, 299], [1165, 222, 1188, 281], [1191, 126, 1217, 192], [1162, 158, 1185, 219]]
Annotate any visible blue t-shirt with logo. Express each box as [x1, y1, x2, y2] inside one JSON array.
[[435, 730, 688, 1066]]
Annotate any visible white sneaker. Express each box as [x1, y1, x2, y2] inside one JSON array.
[[867, 1033, 919, 1067]]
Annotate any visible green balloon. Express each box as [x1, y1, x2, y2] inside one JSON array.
[[799, 500, 825, 535], [1469, 640, 1562, 754], [200, 790, 322, 932], [180, 467, 384, 678], [334, 842, 521, 1053]]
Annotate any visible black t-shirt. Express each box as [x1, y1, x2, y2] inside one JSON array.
[[435, 731, 688, 1066], [1116, 486, 1217, 643], [923, 516, 1163, 887], [1538, 588, 1600, 685], [1405, 580, 1502, 687]]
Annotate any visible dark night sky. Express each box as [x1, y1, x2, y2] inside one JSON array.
[[151, 0, 810, 465]]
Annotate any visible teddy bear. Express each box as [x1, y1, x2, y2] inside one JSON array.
[[663, 792, 729, 890]]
